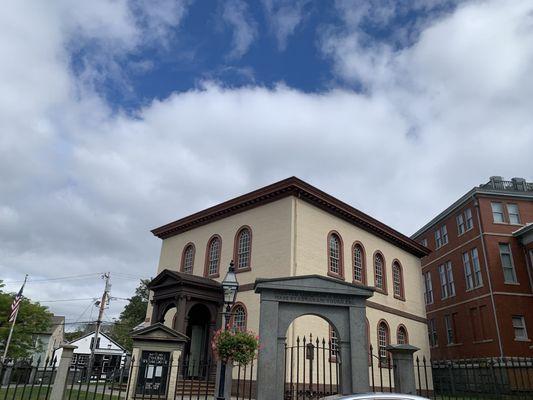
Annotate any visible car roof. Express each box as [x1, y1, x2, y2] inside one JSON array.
[[322, 393, 429, 400]]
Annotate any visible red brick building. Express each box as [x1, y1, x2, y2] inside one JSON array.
[[412, 176, 533, 360]]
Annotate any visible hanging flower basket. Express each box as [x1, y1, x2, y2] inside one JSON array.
[[211, 329, 259, 365]]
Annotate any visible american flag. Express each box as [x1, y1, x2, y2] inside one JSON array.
[[8, 282, 25, 323]]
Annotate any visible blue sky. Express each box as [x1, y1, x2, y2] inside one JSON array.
[[71, 1, 458, 110], [1, 0, 532, 323]]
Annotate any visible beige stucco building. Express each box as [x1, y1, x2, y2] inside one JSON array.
[[145, 177, 431, 388]]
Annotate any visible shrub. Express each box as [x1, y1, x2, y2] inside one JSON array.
[[211, 329, 259, 364]]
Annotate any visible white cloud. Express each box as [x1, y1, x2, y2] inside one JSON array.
[[262, 0, 311, 50], [1, 0, 533, 324], [222, 0, 258, 59]]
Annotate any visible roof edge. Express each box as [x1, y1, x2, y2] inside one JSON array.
[[151, 177, 430, 258]]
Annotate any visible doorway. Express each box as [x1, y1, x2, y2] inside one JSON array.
[[185, 303, 211, 377]]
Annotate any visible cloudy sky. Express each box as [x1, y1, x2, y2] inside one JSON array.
[[1, 0, 532, 327]]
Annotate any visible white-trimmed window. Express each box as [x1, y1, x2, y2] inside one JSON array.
[[232, 305, 247, 331], [236, 228, 251, 270], [512, 316, 528, 340], [499, 243, 517, 283], [428, 319, 438, 347], [353, 244, 364, 283], [491, 202, 505, 223], [377, 322, 390, 363], [463, 248, 483, 289], [434, 225, 448, 248], [329, 233, 342, 275], [456, 213, 465, 235], [465, 209, 473, 230], [392, 262, 403, 299], [444, 315, 455, 344], [397, 326, 408, 344], [424, 272, 434, 305], [439, 261, 455, 299], [507, 204, 521, 224], [420, 238, 428, 247], [182, 244, 195, 273], [206, 237, 221, 276], [374, 253, 385, 290], [329, 325, 339, 359]]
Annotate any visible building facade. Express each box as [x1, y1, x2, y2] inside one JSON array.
[[145, 177, 431, 383], [412, 176, 533, 360], [33, 315, 65, 367]]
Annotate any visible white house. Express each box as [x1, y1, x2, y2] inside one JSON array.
[[55, 331, 127, 373]]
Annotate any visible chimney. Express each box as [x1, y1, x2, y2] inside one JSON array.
[[489, 176, 504, 189]]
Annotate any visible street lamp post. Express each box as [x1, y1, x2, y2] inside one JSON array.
[[216, 261, 239, 400]]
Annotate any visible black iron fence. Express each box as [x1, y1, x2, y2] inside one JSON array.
[[368, 345, 395, 393], [283, 335, 340, 400], [0, 357, 57, 400], [415, 357, 533, 399]]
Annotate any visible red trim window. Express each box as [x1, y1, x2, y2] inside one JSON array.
[[374, 252, 386, 292], [352, 243, 366, 284], [392, 260, 404, 300], [181, 243, 195, 273], [377, 320, 390, 366], [397, 325, 408, 344], [235, 227, 252, 271], [205, 236, 221, 277], [329, 325, 339, 361], [231, 304, 247, 331], [328, 232, 344, 278]]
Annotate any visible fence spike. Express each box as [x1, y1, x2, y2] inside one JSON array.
[[45, 356, 50, 365], [36, 356, 42, 366], [52, 355, 57, 366]]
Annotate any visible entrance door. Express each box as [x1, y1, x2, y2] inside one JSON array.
[[188, 325, 206, 376], [185, 304, 212, 378]]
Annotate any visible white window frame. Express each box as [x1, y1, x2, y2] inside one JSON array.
[[456, 214, 465, 235], [424, 272, 433, 305], [463, 251, 474, 290], [444, 315, 454, 344], [446, 261, 455, 297], [428, 319, 438, 347], [471, 248, 483, 287], [491, 202, 505, 223], [507, 204, 521, 225], [512, 316, 528, 340], [434, 225, 448, 248], [439, 264, 449, 299], [499, 243, 518, 284], [465, 208, 473, 230]]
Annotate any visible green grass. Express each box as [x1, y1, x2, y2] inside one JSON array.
[[0, 387, 123, 400]]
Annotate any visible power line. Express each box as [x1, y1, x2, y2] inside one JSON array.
[[2, 273, 103, 285], [36, 297, 97, 303]]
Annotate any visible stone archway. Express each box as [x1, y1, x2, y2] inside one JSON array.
[[254, 275, 373, 400]]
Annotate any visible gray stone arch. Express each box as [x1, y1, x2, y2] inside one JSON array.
[[255, 275, 374, 400]]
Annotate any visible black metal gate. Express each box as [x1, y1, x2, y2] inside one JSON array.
[[283, 335, 340, 400]]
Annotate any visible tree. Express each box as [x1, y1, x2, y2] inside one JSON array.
[[0, 280, 52, 359], [109, 279, 149, 351]]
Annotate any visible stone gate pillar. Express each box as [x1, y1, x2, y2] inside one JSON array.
[[254, 275, 374, 400], [386, 344, 419, 395]]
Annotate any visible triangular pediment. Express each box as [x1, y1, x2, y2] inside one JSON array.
[[254, 274, 374, 298], [148, 269, 222, 290], [131, 322, 189, 343]]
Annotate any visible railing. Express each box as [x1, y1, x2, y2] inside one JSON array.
[[480, 180, 533, 192], [368, 345, 395, 393], [283, 335, 340, 400], [0, 357, 57, 400]]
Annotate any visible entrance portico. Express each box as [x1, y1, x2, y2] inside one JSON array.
[[148, 269, 224, 372]]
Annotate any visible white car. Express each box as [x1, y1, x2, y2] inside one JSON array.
[[322, 393, 429, 400]]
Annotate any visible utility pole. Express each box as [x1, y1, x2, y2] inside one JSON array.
[[87, 272, 111, 379]]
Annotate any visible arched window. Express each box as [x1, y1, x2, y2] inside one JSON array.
[[374, 252, 386, 292], [328, 232, 343, 278], [232, 304, 247, 331], [377, 321, 390, 366], [397, 325, 408, 344], [205, 236, 221, 277], [353, 243, 365, 284], [235, 227, 252, 270], [392, 260, 404, 300], [329, 325, 339, 361], [181, 244, 195, 273]]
